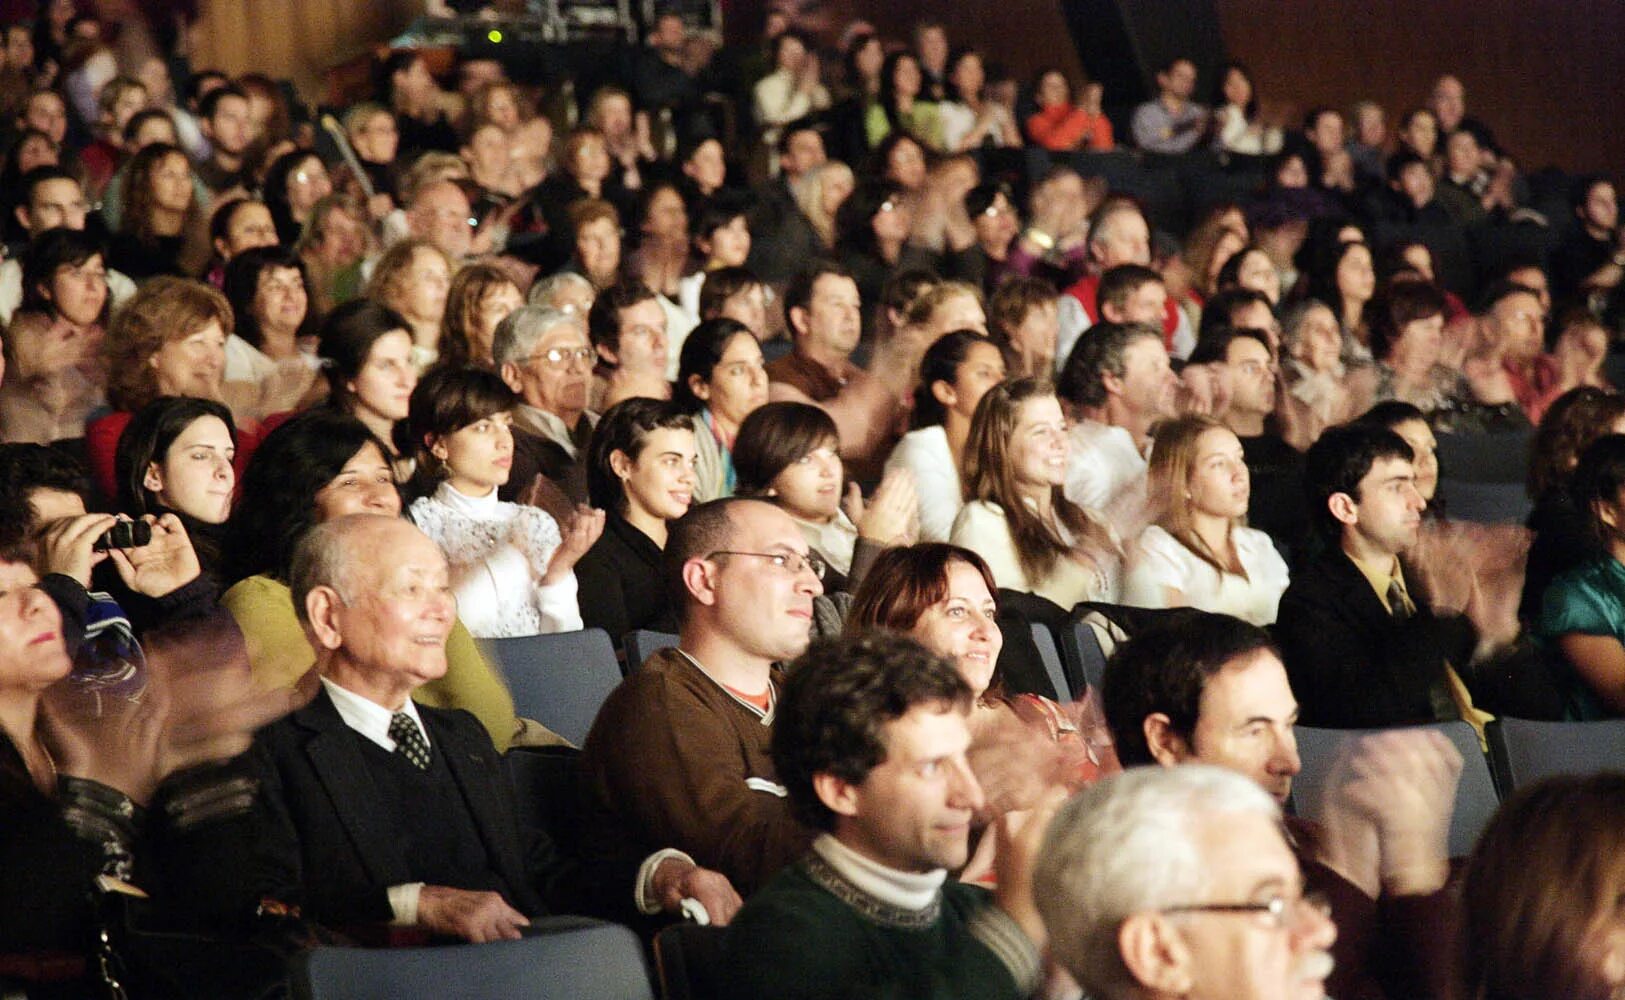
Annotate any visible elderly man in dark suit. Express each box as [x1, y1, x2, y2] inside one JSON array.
[[222, 514, 739, 941]]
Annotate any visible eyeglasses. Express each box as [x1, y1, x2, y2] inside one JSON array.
[[706, 549, 827, 580], [1163, 891, 1330, 931], [526, 346, 595, 368]]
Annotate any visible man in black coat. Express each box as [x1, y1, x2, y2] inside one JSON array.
[[206, 515, 740, 941], [1274, 425, 1479, 728]]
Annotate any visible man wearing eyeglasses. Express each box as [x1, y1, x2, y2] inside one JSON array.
[[1100, 611, 1459, 1000], [494, 305, 600, 507], [579, 498, 827, 896], [1038, 765, 1337, 1000]]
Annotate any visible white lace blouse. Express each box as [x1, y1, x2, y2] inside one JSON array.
[[408, 482, 583, 639]]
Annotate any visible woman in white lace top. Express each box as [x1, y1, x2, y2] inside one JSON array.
[[405, 367, 602, 638]]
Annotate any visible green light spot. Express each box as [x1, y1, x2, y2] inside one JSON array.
[[487, 29, 503, 43]]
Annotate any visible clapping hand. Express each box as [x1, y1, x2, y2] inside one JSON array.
[[540, 504, 606, 585]]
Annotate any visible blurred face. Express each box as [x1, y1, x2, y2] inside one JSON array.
[[1116, 336, 1179, 421], [770, 436, 842, 522], [397, 248, 451, 325], [619, 426, 697, 523], [467, 283, 523, 364], [837, 703, 984, 874], [950, 52, 984, 100], [594, 94, 632, 139], [145, 415, 236, 523], [313, 205, 365, 266], [332, 525, 456, 690], [855, 38, 884, 80], [571, 134, 610, 183], [151, 319, 226, 398], [702, 215, 751, 268], [1356, 104, 1386, 146], [409, 182, 473, 259], [349, 329, 417, 423], [483, 86, 520, 131], [1011, 394, 1069, 490], [782, 128, 826, 178], [253, 265, 308, 336], [930, 292, 987, 338], [1275, 155, 1309, 189], [886, 139, 927, 191], [1095, 211, 1152, 268], [892, 56, 922, 100], [1160, 60, 1197, 100], [643, 187, 688, 240], [24, 92, 67, 144], [15, 133, 56, 173], [609, 298, 668, 375], [1036, 71, 1069, 109], [1336, 243, 1376, 304], [794, 273, 862, 359], [1188, 426, 1251, 520], [917, 26, 949, 72], [1491, 291, 1544, 362], [132, 114, 177, 150], [1582, 182, 1618, 232], [945, 340, 1007, 420], [1225, 336, 1275, 418], [1389, 311, 1444, 369], [1402, 111, 1438, 157], [26, 177, 87, 232], [221, 202, 277, 257], [285, 156, 332, 216], [1009, 300, 1058, 375], [1431, 76, 1465, 129], [1308, 112, 1344, 154], [433, 410, 514, 495], [972, 190, 1019, 251], [1401, 244, 1435, 280], [313, 442, 400, 521], [463, 123, 510, 180], [508, 320, 592, 419], [1397, 161, 1435, 208], [911, 559, 1002, 697], [1291, 304, 1341, 372], [1505, 267, 1551, 316], [684, 138, 726, 193], [150, 152, 193, 213], [576, 215, 621, 284], [1185, 650, 1301, 803], [820, 168, 854, 217], [1445, 130, 1480, 178], [207, 94, 251, 156], [719, 283, 768, 338], [694, 331, 768, 429], [4, 27, 34, 70], [1222, 68, 1251, 107], [44, 254, 107, 327], [1236, 250, 1280, 305], [1391, 418, 1438, 502], [1347, 456, 1425, 554], [1113, 280, 1167, 327], [352, 110, 399, 163], [0, 558, 72, 693]]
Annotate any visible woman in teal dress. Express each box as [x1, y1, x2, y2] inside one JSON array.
[[1537, 434, 1625, 718]]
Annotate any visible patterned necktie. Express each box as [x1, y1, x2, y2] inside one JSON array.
[[1386, 578, 1414, 621], [389, 712, 431, 771]]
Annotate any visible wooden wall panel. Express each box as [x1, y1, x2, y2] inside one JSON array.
[[190, 0, 418, 101]]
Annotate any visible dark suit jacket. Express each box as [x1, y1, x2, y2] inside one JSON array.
[[1274, 548, 1477, 728], [227, 690, 617, 929]]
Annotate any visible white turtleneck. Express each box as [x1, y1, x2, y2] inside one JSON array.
[[409, 481, 583, 639], [811, 834, 947, 912]]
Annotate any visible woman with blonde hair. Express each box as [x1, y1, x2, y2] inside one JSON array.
[[1123, 414, 1289, 624], [366, 237, 454, 371], [790, 159, 854, 250], [950, 376, 1120, 608]]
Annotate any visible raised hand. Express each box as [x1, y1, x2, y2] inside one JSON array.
[[36, 513, 117, 586], [106, 514, 201, 598], [540, 505, 606, 585]]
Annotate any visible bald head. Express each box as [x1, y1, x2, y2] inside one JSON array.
[[408, 179, 474, 259], [292, 514, 412, 623]]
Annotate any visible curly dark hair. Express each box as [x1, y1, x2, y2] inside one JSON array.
[[774, 630, 972, 832], [1100, 610, 1276, 767], [1529, 388, 1625, 501]]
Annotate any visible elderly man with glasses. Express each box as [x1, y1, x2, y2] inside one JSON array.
[[494, 305, 601, 507]]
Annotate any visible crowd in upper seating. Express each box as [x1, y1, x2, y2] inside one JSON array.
[[2, 1, 1625, 997]]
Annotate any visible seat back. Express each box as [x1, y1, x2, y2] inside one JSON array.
[[505, 745, 583, 853], [1436, 479, 1533, 524], [1488, 717, 1625, 793], [1292, 721, 1500, 857], [1028, 623, 1071, 702], [483, 628, 622, 747], [293, 919, 653, 1000], [651, 922, 729, 1000], [623, 630, 679, 673], [1435, 430, 1533, 483], [1061, 621, 1109, 696]]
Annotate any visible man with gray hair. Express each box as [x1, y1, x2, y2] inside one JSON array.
[[1037, 765, 1336, 1000], [197, 514, 740, 941], [1058, 198, 1194, 368], [494, 304, 599, 505]]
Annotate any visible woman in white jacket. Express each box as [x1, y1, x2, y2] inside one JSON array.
[[405, 366, 602, 638]]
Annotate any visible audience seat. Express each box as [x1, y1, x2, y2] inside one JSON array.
[[1436, 478, 1533, 523], [292, 918, 653, 1000], [505, 745, 583, 853], [1028, 623, 1071, 703], [1486, 717, 1625, 793], [1060, 621, 1109, 697], [483, 629, 622, 747], [1291, 721, 1499, 856], [1435, 429, 1534, 483], [623, 630, 680, 673], [651, 922, 728, 1000]]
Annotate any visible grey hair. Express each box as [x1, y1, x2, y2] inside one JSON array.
[[1035, 765, 1280, 999], [527, 271, 594, 309], [1279, 297, 1335, 356], [288, 514, 381, 625], [492, 304, 588, 368]]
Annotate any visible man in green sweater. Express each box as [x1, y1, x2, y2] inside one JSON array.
[[717, 630, 1055, 999]]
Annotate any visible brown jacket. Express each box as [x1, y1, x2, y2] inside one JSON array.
[[577, 648, 814, 895]]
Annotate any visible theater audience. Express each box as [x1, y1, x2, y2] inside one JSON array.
[[674, 316, 769, 502], [1025, 67, 1111, 153], [574, 397, 695, 640], [1125, 415, 1290, 623], [0, 227, 108, 443], [404, 367, 596, 639], [885, 329, 1005, 541], [0, 166, 135, 326], [952, 376, 1121, 609], [1465, 280, 1548, 427], [107, 141, 205, 280], [220, 245, 321, 421], [587, 278, 671, 411]]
